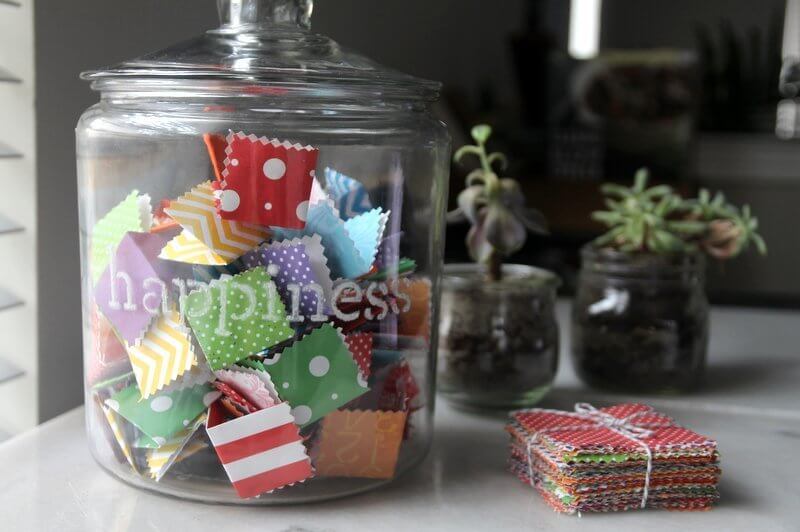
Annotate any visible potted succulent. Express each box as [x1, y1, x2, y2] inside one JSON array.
[[572, 169, 766, 393], [438, 125, 560, 408]]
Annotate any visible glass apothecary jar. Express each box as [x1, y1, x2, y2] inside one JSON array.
[[571, 246, 709, 393], [438, 264, 560, 408], [77, 0, 450, 504]]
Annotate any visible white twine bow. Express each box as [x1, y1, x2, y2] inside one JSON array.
[[524, 402, 672, 509]]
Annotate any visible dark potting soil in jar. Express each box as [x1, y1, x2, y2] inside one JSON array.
[[571, 246, 709, 393], [438, 264, 560, 408]]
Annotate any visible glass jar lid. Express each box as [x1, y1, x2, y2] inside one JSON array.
[[81, 0, 441, 103]]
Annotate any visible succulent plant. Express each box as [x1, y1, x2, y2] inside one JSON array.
[[593, 168, 767, 259], [448, 125, 547, 281]]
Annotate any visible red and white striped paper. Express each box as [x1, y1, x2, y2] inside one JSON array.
[[206, 401, 313, 498]]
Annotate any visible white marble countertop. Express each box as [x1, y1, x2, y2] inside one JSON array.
[[2, 302, 799, 531]]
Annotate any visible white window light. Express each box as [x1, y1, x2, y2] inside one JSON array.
[[569, 0, 603, 60]]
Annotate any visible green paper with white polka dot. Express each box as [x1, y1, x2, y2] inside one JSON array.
[[106, 383, 218, 442], [185, 267, 293, 371], [265, 323, 369, 427]]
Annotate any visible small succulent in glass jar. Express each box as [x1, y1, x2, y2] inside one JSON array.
[[448, 125, 547, 281], [592, 168, 767, 258]]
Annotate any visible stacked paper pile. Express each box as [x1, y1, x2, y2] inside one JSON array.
[[507, 403, 720, 514]]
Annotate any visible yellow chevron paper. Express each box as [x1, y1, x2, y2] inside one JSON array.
[[146, 414, 207, 480], [101, 402, 138, 473], [165, 181, 269, 264], [160, 230, 228, 265], [128, 309, 197, 399]]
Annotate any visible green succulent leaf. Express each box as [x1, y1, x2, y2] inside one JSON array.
[[470, 124, 492, 145]]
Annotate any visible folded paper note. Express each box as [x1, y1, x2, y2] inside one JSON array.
[[99, 400, 138, 473], [146, 413, 207, 481], [166, 181, 269, 264], [88, 306, 130, 385], [216, 132, 318, 229], [185, 267, 293, 371], [241, 236, 332, 320], [273, 202, 388, 279], [204, 133, 227, 183], [94, 231, 189, 344], [315, 410, 407, 479], [264, 324, 369, 426], [160, 230, 228, 266], [128, 309, 197, 399], [91, 191, 152, 283], [215, 367, 277, 410], [106, 383, 219, 444], [324, 168, 373, 219], [206, 401, 313, 498]]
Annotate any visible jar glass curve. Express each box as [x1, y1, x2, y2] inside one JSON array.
[[571, 245, 710, 393], [437, 264, 560, 409], [78, 0, 450, 504]]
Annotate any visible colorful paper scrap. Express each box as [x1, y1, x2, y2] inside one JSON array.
[[324, 167, 373, 219], [91, 191, 152, 283], [206, 401, 313, 498], [184, 267, 293, 371], [165, 181, 269, 264], [94, 231, 188, 344], [105, 383, 219, 444], [315, 410, 407, 479], [216, 132, 318, 229], [264, 324, 369, 426], [160, 230, 228, 266], [127, 309, 197, 399]]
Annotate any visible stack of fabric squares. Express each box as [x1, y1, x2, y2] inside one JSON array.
[[507, 403, 720, 514]]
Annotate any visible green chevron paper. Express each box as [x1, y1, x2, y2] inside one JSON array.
[[264, 324, 369, 426], [185, 267, 293, 371], [90, 191, 152, 283], [105, 383, 218, 443]]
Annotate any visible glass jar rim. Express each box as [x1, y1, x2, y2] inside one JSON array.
[[442, 263, 561, 292]]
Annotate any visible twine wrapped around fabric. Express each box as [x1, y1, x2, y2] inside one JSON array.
[[523, 403, 675, 509]]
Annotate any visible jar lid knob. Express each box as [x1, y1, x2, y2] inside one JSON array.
[[217, 0, 313, 29]]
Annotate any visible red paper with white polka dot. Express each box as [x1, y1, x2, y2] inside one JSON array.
[[345, 332, 373, 378], [512, 404, 717, 455], [215, 132, 318, 229]]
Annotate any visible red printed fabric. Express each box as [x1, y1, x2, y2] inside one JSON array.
[[345, 332, 373, 378], [512, 403, 716, 454], [216, 132, 318, 229]]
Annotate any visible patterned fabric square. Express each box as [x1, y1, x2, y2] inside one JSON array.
[[216, 132, 318, 229], [264, 324, 369, 426], [184, 267, 293, 371]]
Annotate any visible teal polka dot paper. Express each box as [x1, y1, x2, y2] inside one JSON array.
[[185, 267, 293, 371], [105, 383, 219, 443], [264, 323, 369, 427]]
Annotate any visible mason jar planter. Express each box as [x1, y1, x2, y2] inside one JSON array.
[[571, 245, 709, 393], [437, 264, 560, 408], [77, 0, 450, 504]]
